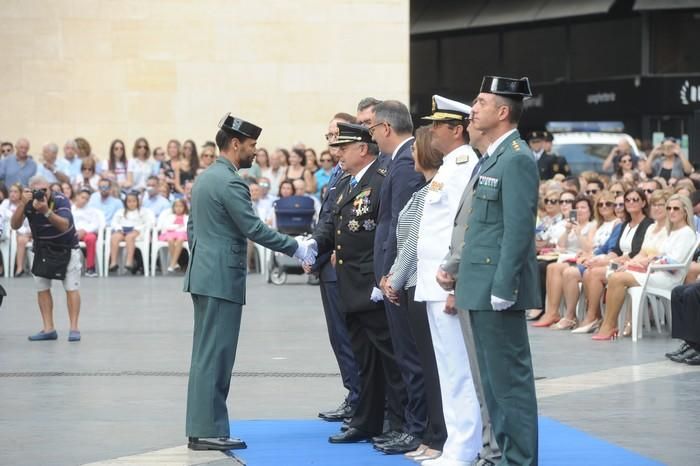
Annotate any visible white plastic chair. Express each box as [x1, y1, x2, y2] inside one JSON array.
[[625, 236, 700, 342], [104, 209, 155, 276], [150, 211, 189, 276]]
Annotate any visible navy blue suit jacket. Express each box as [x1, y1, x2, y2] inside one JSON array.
[[373, 138, 422, 283]]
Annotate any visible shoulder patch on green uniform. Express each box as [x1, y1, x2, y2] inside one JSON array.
[[511, 140, 521, 152], [377, 167, 387, 176], [456, 153, 470, 164]]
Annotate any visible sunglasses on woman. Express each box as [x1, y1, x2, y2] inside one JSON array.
[[666, 206, 683, 212], [559, 199, 575, 205], [544, 199, 559, 205], [597, 201, 614, 208]]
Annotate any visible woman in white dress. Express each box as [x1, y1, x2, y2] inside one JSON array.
[[593, 194, 698, 340], [127, 137, 153, 192]]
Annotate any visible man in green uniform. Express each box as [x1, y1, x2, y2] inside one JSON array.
[[184, 113, 315, 451], [455, 76, 541, 466]]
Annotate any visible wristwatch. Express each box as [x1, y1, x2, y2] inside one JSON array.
[[44, 210, 52, 219]]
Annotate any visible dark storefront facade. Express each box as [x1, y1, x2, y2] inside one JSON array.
[[410, 0, 700, 162]]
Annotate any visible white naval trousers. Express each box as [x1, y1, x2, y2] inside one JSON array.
[[426, 300, 482, 463]]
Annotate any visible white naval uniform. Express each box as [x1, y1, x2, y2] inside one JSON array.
[[415, 144, 482, 464]]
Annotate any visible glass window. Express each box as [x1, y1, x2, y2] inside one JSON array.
[[502, 26, 568, 83], [650, 10, 700, 74], [570, 17, 641, 80]]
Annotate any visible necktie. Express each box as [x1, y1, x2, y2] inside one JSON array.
[[328, 164, 342, 188], [350, 177, 358, 190], [469, 155, 489, 185]]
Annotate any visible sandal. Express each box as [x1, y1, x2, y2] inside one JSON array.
[[552, 318, 577, 330]]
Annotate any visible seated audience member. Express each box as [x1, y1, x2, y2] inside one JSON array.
[[555, 191, 621, 331], [127, 137, 153, 192], [89, 178, 123, 224], [108, 191, 150, 274], [292, 179, 320, 221], [263, 149, 286, 197], [141, 176, 171, 218], [157, 198, 189, 273], [535, 194, 597, 328], [285, 148, 316, 194], [583, 179, 605, 198], [99, 139, 129, 190], [36, 142, 71, 184], [562, 176, 580, 194], [158, 180, 174, 203], [594, 194, 698, 340], [250, 181, 272, 223], [305, 148, 319, 174], [61, 182, 74, 202], [315, 150, 334, 198], [256, 177, 276, 218], [1, 141, 14, 157], [612, 151, 640, 183], [173, 139, 198, 195], [668, 281, 700, 364], [529, 189, 575, 321], [197, 144, 216, 175], [603, 138, 635, 173], [690, 191, 700, 233], [535, 189, 563, 242], [608, 181, 629, 199], [645, 138, 694, 183], [182, 179, 194, 207], [578, 188, 654, 333], [74, 158, 100, 192], [49, 182, 63, 195], [72, 188, 101, 277], [0, 183, 32, 276], [674, 178, 696, 198]]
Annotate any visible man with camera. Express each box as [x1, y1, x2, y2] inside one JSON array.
[[10, 175, 82, 342]]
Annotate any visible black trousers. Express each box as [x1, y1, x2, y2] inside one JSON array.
[[402, 286, 447, 450], [671, 282, 700, 346], [345, 308, 406, 436], [319, 279, 361, 406], [383, 297, 428, 436]]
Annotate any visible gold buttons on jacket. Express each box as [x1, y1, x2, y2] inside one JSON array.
[[338, 259, 344, 265], [485, 257, 491, 264]]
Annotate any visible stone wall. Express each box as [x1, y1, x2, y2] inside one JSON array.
[[0, 0, 409, 159]]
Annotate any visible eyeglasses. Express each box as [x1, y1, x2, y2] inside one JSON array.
[[99, 185, 110, 191], [1, 148, 12, 154], [202, 153, 215, 158], [368, 121, 389, 136], [614, 203, 625, 209], [559, 199, 575, 205], [585, 190, 599, 196], [620, 158, 632, 164], [544, 199, 559, 205], [597, 201, 614, 208], [644, 189, 655, 194], [666, 206, 682, 212], [611, 190, 623, 196], [625, 197, 642, 203]]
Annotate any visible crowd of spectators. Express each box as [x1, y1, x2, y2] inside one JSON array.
[[0, 136, 328, 276], [529, 141, 700, 345]]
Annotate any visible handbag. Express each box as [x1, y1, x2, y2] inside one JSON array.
[[31, 241, 72, 280]]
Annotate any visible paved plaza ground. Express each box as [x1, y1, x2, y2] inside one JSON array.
[[1, 274, 699, 465]]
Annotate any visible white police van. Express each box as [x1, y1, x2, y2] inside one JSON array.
[[547, 122, 640, 175]]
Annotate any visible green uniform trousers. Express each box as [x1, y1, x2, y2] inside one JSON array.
[[469, 309, 538, 466], [186, 294, 242, 438]]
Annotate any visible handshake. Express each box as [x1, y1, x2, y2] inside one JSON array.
[[293, 237, 318, 267]]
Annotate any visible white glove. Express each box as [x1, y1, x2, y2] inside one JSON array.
[[293, 237, 317, 266], [491, 295, 515, 311], [370, 287, 384, 302]]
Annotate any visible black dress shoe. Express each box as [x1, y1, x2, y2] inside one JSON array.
[[328, 427, 372, 444], [188, 437, 247, 451], [319, 400, 355, 421], [372, 429, 402, 445], [340, 419, 350, 432], [665, 342, 690, 359], [682, 350, 700, 365], [670, 347, 699, 363], [375, 432, 422, 454]]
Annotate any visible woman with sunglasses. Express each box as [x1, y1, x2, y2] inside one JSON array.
[[612, 153, 640, 183], [554, 191, 621, 330], [197, 146, 217, 175], [528, 190, 575, 321], [127, 137, 153, 192], [534, 194, 597, 328], [578, 188, 654, 333], [74, 158, 100, 192], [100, 139, 129, 189], [645, 139, 694, 183], [594, 194, 697, 340]]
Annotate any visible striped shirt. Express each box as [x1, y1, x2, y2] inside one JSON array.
[[389, 183, 429, 290], [24, 192, 78, 248]]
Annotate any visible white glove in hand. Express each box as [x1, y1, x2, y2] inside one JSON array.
[[370, 287, 384, 302], [491, 295, 515, 311], [293, 237, 317, 266]]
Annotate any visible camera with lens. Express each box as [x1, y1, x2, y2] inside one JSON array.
[[32, 189, 47, 201]]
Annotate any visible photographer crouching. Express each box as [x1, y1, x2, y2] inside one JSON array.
[[10, 175, 82, 342]]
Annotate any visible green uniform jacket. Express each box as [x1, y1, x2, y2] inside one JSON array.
[[183, 157, 297, 304], [455, 130, 541, 311]]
